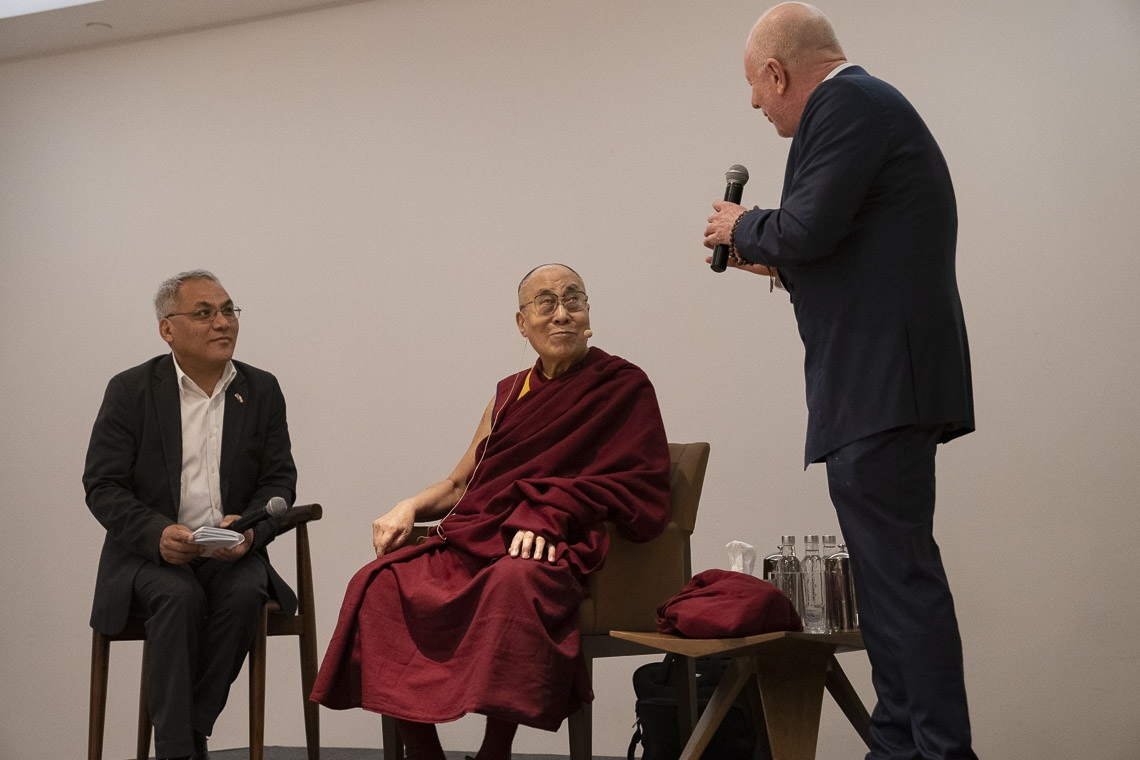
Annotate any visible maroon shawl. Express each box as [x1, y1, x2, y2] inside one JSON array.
[[656, 569, 803, 637], [311, 348, 670, 730]]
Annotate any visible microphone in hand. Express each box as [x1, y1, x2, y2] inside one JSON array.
[[229, 496, 289, 534], [710, 164, 749, 273]]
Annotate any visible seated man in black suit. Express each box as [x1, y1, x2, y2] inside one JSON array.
[[84, 269, 298, 760]]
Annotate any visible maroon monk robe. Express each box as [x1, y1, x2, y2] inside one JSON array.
[[311, 347, 671, 730]]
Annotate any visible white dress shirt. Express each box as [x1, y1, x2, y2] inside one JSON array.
[[172, 355, 237, 531], [824, 61, 857, 81]]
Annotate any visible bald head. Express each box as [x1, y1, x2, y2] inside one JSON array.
[[517, 263, 584, 299], [743, 3, 846, 137], [747, 3, 845, 73]]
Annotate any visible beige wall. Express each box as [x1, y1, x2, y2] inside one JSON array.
[[2, 0, 1138, 757]]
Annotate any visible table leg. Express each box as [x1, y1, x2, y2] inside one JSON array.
[[825, 654, 872, 747], [677, 657, 754, 760], [752, 639, 832, 760]]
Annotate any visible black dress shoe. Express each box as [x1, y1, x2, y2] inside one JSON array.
[[192, 731, 210, 760]]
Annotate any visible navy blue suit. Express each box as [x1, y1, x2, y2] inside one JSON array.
[[84, 354, 297, 757], [733, 67, 977, 759]]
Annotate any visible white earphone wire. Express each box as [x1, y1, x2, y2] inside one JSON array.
[[434, 333, 532, 539]]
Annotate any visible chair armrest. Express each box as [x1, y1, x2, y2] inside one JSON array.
[[275, 503, 323, 535]]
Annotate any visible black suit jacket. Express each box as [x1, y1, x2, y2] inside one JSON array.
[[84, 354, 298, 634], [734, 66, 974, 465]]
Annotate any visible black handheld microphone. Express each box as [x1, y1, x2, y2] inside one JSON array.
[[229, 496, 289, 533], [710, 164, 750, 273]]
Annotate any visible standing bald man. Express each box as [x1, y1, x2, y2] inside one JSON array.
[[703, 5, 978, 759]]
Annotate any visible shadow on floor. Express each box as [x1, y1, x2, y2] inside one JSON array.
[[203, 748, 624, 760]]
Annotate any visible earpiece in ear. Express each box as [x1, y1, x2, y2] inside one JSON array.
[[583, 329, 593, 339]]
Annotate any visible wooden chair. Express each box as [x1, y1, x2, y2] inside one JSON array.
[[87, 503, 323, 760], [568, 441, 709, 760], [379, 441, 711, 760]]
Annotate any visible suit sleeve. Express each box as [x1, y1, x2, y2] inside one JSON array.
[[83, 375, 169, 565], [244, 374, 297, 551], [734, 80, 889, 267]]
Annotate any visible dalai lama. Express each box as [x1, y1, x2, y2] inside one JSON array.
[[311, 264, 671, 760]]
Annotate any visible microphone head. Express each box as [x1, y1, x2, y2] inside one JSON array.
[[266, 496, 289, 517], [583, 329, 593, 339], [725, 164, 749, 186]]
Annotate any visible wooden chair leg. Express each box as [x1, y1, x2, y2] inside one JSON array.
[[249, 606, 269, 760], [567, 646, 595, 760], [670, 654, 698, 747], [137, 641, 151, 760], [744, 678, 771, 760], [88, 630, 110, 760], [298, 621, 321, 760], [567, 703, 591, 760], [381, 715, 404, 760]]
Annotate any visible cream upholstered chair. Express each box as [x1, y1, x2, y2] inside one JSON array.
[[379, 442, 711, 760], [568, 441, 709, 760], [87, 503, 323, 760]]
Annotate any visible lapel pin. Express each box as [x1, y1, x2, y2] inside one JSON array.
[[234, 393, 244, 404]]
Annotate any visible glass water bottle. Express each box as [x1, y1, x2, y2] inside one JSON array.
[[772, 535, 803, 617], [826, 542, 858, 631], [801, 534, 828, 633]]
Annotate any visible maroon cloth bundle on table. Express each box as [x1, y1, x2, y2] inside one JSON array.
[[656, 568, 802, 637]]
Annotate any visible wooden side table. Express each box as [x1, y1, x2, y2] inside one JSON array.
[[610, 629, 871, 760]]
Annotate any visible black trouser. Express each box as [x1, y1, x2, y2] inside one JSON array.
[[826, 425, 978, 760], [132, 555, 269, 758]]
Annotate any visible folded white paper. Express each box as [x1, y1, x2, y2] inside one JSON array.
[[191, 526, 245, 550], [726, 540, 757, 575]]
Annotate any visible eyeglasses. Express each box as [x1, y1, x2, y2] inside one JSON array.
[[519, 292, 588, 317], [164, 306, 242, 322]]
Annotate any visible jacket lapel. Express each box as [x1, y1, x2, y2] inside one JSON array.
[[220, 367, 248, 509], [153, 355, 183, 515]]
